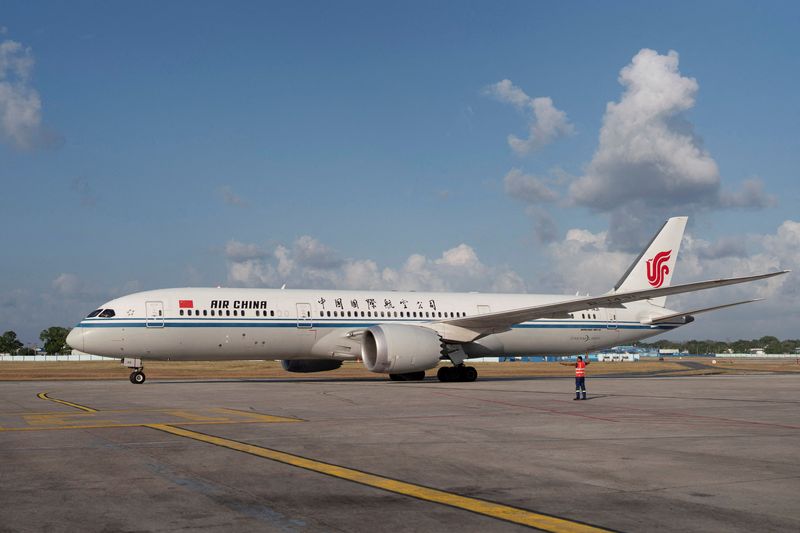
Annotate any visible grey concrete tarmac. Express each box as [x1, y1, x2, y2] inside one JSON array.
[[1, 374, 799, 532]]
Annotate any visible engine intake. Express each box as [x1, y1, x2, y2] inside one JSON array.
[[361, 324, 443, 374]]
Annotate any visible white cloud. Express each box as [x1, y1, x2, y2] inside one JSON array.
[[219, 186, 249, 207], [0, 37, 54, 149], [567, 49, 776, 250], [52, 273, 82, 296], [569, 49, 717, 207], [224, 240, 267, 261], [225, 236, 526, 293], [485, 79, 573, 155], [503, 168, 559, 204], [719, 178, 777, 209], [543, 228, 633, 294]]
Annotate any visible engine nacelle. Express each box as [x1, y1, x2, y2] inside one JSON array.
[[361, 324, 443, 374], [280, 359, 343, 373]]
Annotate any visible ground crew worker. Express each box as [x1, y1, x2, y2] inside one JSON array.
[[561, 356, 589, 400]]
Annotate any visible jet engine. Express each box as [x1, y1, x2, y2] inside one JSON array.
[[361, 324, 444, 374], [280, 359, 343, 373]]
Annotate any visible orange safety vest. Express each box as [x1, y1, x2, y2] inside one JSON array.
[[575, 360, 587, 377]]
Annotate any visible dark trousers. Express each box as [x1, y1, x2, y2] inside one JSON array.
[[575, 377, 586, 397]]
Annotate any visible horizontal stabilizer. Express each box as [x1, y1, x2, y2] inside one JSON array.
[[641, 299, 764, 324]]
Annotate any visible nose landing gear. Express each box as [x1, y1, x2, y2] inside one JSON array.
[[122, 357, 146, 385]]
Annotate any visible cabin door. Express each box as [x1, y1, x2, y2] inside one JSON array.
[[296, 303, 313, 329], [145, 301, 165, 328]]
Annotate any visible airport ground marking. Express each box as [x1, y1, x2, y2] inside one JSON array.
[[0, 394, 304, 432], [37, 392, 98, 413], [146, 423, 613, 533]]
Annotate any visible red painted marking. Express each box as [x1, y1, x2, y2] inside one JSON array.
[[179, 300, 194, 309]]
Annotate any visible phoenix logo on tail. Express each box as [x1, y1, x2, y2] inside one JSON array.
[[646, 250, 672, 288]]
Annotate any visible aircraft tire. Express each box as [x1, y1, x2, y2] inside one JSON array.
[[130, 371, 146, 384], [464, 366, 478, 382], [437, 366, 453, 382]]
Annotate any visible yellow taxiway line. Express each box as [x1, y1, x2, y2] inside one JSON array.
[[147, 423, 612, 533], [37, 392, 97, 413], [29, 392, 610, 531]]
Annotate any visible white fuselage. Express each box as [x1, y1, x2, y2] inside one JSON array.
[[68, 287, 682, 362]]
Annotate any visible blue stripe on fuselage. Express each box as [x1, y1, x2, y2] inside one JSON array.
[[76, 319, 678, 331]]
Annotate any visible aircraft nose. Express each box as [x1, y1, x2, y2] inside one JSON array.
[[66, 328, 84, 352]]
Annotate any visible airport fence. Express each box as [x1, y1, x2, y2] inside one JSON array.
[[0, 354, 117, 362]]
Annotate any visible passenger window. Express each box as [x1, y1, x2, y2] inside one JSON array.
[[211, 310, 215, 316], [203, 310, 207, 316], [226, 310, 230, 316], [158, 310, 163, 316], [347, 311, 351, 317], [87, 309, 102, 318], [270, 310, 275, 317], [179, 310, 184, 316], [242, 311, 246, 317]]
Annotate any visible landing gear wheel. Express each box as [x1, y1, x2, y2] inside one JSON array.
[[130, 371, 146, 384], [463, 366, 478, 382], [437, 365, 478, 382]]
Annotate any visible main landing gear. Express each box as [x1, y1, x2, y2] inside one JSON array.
[[437, 365, 477, 382], [123, 357, 146, 384]]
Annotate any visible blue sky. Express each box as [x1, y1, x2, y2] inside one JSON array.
[[1, 1, 798, 344]]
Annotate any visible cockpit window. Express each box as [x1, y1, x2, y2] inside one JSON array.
[[98, 309, 116, 318], [87, 309, 102, 318]]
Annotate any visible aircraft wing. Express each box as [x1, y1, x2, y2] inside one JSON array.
[[440, 270, 788, 334], [641, 299, 763, 324]]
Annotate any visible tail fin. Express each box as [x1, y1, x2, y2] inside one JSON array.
[[613, 216, 688, 307]]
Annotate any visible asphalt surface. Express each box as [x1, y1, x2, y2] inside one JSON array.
[[1, 373, 799, 532]]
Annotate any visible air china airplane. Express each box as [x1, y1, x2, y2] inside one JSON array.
[[67, 217, 787, 384]]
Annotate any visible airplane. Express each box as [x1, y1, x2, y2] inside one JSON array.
[[66, 217, 788, 384]]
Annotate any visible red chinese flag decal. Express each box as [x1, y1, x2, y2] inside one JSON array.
[[179, 300, 194, 309]]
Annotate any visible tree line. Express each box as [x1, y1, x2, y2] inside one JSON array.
[[639, 336, 800, 355], [0, 327, 72, 355]]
